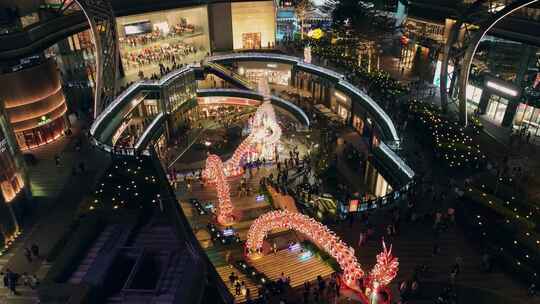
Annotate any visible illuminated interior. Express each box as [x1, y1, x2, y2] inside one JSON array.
[[116, 7, 211, 78]]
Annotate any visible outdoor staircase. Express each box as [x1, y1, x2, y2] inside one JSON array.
[[68, 225, 111, 284], [134, 226, 179, 250], [216, 265, 259, 303], [69, 225, 126, 284], [249, 248, 335, 288], [28, 152, 76, 199]]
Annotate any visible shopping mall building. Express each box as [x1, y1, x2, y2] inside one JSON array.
[[0, 0, 278, 254], [0, 0, 277, 149]]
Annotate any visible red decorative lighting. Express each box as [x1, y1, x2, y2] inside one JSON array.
[[245, 210, 399, 299]]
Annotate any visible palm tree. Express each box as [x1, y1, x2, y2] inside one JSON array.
[[295, 0, 313, 40]]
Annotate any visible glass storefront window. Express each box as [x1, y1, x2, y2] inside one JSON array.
[[242, 69, 291, 86], [485, 95, 509, 125], [15, 116, 67, 150], [0, 138, 24, 202], [514, 103, 540, 138], [466, 84, 483, 112]]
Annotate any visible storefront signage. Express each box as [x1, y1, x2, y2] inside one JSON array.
[[486, 80, 519, 97], [37, 115, 51, 126]]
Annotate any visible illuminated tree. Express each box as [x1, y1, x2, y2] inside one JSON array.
[[295, 0, 314, 39]]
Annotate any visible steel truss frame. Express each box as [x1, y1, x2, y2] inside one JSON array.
[[75, 0, 119, 117]]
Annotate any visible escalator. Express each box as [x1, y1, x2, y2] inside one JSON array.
[[204, 62, 256, 91], [0, 12, 87, 60]]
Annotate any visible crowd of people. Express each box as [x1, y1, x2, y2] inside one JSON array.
[[2, 243, 41, 296], [119, 23, 196, 49], [121, 41, 204, 72]]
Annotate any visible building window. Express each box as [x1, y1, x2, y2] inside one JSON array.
[[466, 84, 483, 112], [514, 103, 540, 139], [0, 136, 24, 203], [485, 95, 509, 125], [16, 116, 68, 150]]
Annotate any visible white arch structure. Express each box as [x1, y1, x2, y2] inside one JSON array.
[[455, 0, 539, 124], [245, 210, 399, 295], [74, 0, 119, 117]]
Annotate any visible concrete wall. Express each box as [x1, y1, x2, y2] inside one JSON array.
[[231, 1, 276, 50], [208, 2, 233, 51]]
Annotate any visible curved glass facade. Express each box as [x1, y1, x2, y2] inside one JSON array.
[[0, 104, 27, 247], [0, 57, 69, 150]]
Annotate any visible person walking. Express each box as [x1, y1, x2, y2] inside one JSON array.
[[24, 247, 32, 263], [7, 271, 17, 295], [235, 280, 241, 296], [358, 232, 365, 247], [31, 243, 40, 258], [225, 250, 231, 267], [54, 154, 61, 167], [229, 272, 236, 286], [2, 271, 8, 288]]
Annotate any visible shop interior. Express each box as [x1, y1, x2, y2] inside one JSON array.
[[116, 7, 210, 79], [235, 61, 292, 86]]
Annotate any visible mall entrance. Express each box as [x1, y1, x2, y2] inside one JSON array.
[[485, 95, 509, 125]]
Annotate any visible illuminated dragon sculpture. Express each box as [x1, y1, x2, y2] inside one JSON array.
[[204, 75, 282, 225], [204, 154, 235, 225], [246, 210, 399, 302]]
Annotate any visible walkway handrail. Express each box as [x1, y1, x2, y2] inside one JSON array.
[[148, 149, 234, 304], [90, 65, 195, 144], [196, 88, 310, 127], [378, 142, 415, 180], [206, 53, 399, 143], [134, 112, 165, 151], [205, 61, 256, 90], [207, 52, 345, 80]]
